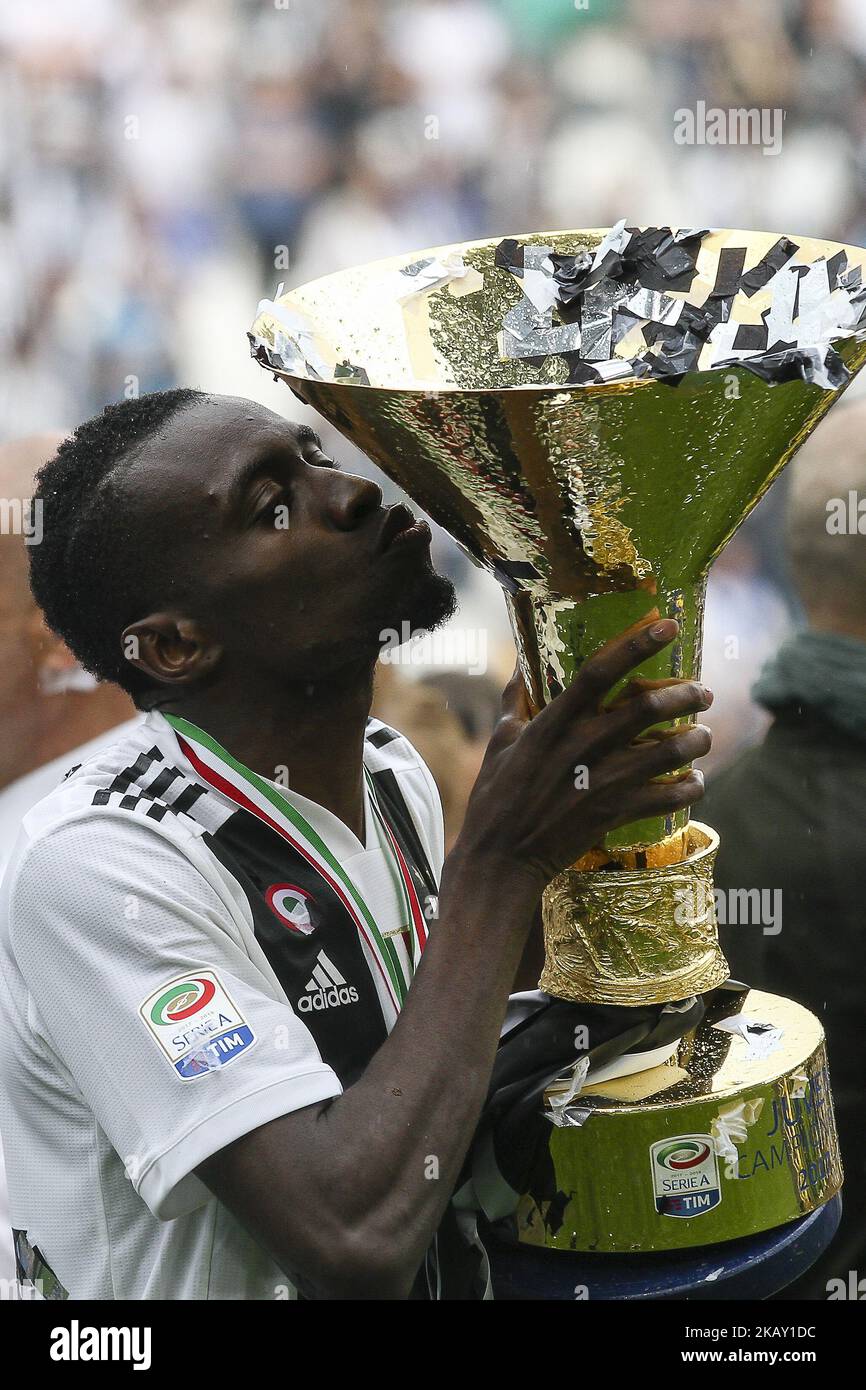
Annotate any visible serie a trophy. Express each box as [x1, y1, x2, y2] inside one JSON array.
[[250, 224, 866, 1293]]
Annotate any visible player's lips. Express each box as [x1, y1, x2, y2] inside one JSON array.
[[376, 503, 431, 553]]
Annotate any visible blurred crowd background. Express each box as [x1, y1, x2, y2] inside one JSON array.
[[4, 2, 866, 1299], [3, 0, 866, 781]]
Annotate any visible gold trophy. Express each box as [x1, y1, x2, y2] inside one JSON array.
[[250, 227, 864, 1254]]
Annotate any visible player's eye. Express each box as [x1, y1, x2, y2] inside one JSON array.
[[253, 484, 291, 524]]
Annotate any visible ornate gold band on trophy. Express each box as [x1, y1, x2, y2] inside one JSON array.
[[250, 226, 863, 1251]]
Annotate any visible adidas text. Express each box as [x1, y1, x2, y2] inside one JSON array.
[[299, 984, 359, 1012]]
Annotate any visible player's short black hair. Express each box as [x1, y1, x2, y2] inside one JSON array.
[[29, 388, 207, 705]]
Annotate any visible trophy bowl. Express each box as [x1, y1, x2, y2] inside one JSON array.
[[249, 224, 866, 1006]]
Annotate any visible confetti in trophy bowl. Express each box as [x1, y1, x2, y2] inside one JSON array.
[[250, 226, 864, 1253]]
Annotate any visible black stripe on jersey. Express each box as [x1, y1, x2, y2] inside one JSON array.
[[203, 817, 389, 1086], [109, 789, 171, 819], [146, 766, 183, 799], [369, 767, 438, 897], [365, 723, 401, 748], [90, 753, 210, 824], [170, 782, 207, 815], [103, 747, 165, 797]]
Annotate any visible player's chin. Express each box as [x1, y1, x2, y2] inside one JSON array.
[[404, 566, 457, 633], [378, 565, 457, 643]]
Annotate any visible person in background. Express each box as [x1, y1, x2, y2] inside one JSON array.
[[417, 668, 502, 747], [0, 435, 138, 815], [701, 398, 866, 1300], [699, 530, 791, 776], [0, 433, 139, 1289]]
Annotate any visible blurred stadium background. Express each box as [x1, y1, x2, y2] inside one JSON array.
[[3, 0, 865, 770]]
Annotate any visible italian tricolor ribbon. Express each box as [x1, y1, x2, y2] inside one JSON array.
[[364, 768, 428, 970], [164, 714, 424, 1025]]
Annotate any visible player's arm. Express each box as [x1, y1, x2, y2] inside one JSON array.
[[197, 619, 713, 1299]]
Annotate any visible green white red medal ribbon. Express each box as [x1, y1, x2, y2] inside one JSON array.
[[164, 714, 427, 1027]]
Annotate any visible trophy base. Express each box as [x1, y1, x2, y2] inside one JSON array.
[[514, 988, 841, 1253]]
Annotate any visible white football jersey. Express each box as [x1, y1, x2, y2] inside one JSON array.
[[0, 710, 444, 1300]]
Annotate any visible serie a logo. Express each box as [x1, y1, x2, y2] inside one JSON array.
[[650, 1135, 722, 1218]]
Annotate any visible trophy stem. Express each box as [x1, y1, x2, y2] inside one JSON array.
[[507, 573, 708, 856]]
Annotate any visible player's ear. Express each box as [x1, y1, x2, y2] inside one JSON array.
[[121, 614, 223, 689]]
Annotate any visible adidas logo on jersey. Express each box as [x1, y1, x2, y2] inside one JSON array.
[[298, 950, 359, 1012]]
